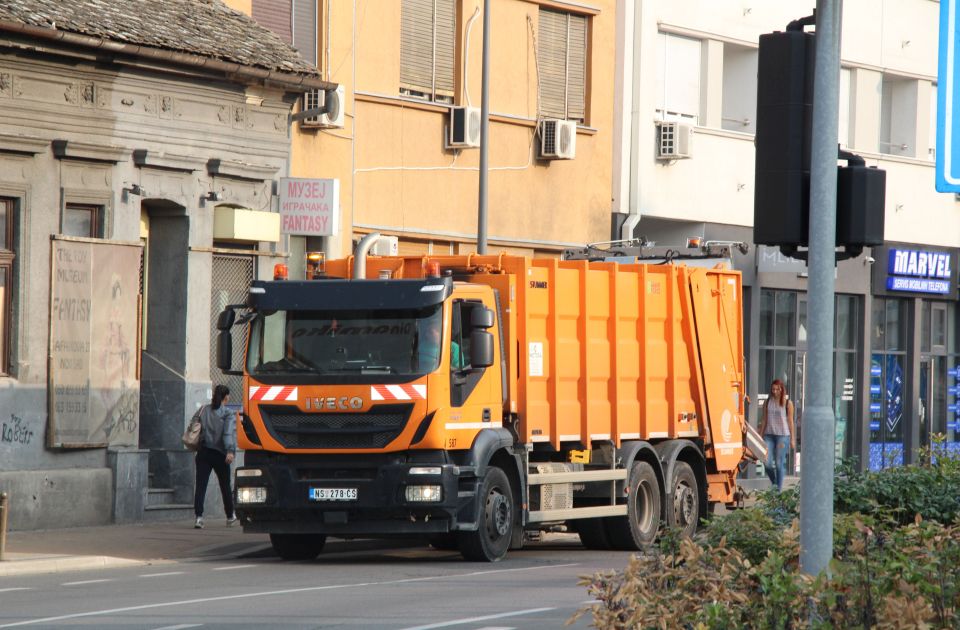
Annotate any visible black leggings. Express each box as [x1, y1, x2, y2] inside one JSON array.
[[194, 447, 234, 518]]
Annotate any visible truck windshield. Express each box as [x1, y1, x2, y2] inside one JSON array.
[[247, 305, 443, 377]]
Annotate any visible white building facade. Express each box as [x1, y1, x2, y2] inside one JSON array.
[[613, 0, 958, 472]]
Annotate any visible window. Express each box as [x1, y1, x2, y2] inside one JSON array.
[[252, 0, 293, 45], [293, 0, 317, 66], [929, 83, 938, 161], [880, 75, 918, 157], [655, 33, 700, 123], [0, 198, 13, 374], [721, 44, 757, 133], [839, 67, 851, 148], [62, 204, 101, 238], [400, 0, 455, 103], [537, 9, 587, 122]]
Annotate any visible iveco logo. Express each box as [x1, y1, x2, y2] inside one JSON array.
[[305, 396, 364, 411]]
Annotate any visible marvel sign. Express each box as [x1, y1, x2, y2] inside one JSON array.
[[279, 177, 339, 236]]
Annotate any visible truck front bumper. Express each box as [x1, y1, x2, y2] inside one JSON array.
[[234, 453, 476, 536]]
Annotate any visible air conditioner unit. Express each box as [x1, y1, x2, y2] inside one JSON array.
[[539, 119, 577, 160], [656, 121, 693, 159], [301, 85, 345, 129], [446, 106, 481, 149], [371, 235, 399, 256]]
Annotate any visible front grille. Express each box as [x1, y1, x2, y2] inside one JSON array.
[[259, 404, 413, 449]]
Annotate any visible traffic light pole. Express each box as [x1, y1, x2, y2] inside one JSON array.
[[801, 0, 842, 576]]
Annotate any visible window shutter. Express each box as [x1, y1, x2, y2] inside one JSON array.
[[253, 0, 293, 45], [566, 14, 587, 121], [434, 0, 456, 96], [538, 9, 568, 120], [401, 0, 436, 94], [292, 0, 317, 66]]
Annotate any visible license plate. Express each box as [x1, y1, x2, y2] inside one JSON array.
[[309, 487, 358, 501]]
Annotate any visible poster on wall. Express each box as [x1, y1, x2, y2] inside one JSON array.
[[48, 237, 142, 448]]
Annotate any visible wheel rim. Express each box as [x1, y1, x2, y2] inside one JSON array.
[[674, 481, 696, 528], [635, 479, 656, 532], [487, 488, 511, 540]]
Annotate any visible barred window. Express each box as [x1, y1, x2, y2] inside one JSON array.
[[538, 8, 587, 122], [400, 0, 456, 103], [0, 198, 14, 374]]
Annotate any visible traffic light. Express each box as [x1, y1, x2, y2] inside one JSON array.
[[753, 19, 886, 255], [754, 28, 815, 247]]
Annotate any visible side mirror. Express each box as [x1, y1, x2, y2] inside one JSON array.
[[469, 331, 494, 368], [470, 307, 494, 329], [217, 309, 236, 331], [217, 331, 233, 371]]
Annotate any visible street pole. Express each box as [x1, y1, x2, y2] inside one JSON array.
[[801, 0, 842, 576], [477, 0, 491, 255]]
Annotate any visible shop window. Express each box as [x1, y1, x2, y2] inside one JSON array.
[[655, 32, 700, 124], [870, 297, 909, 470], [538, 8, 588, 122], [0, 198, 14, 375], [62, 203, 101, 238], [400, 0, 455, 104]]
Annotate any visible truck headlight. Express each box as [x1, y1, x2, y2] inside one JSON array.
[[237, 487, 268, 504], [405, 485, 443, 502]]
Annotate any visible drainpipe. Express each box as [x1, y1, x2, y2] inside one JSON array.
[[620, 0, 645, 242], [352, 232, 381, 279]]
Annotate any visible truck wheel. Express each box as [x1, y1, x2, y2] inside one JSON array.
[[605, 461, 661, 549], [574, 516, 612, 550], [666, 461, 699, 537], [458, 467, 513, 562], [270, 533, 326, 560]]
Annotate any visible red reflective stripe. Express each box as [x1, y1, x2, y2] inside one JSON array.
[[279, 386, 295, 400], [373, 384, 392, 399], [400, 384, 420, 399], [250, 388, 266, 401]]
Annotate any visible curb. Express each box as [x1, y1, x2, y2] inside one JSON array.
[[0, 555, 152, 577]]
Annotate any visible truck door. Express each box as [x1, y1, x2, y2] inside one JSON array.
[[449, 299, 499, 412]]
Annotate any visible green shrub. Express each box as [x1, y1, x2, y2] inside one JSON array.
[[573, 446, 960, 629]]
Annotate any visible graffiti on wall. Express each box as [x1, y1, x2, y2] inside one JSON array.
[[1, 413, 34, 446], [48, 238, 142, 447]]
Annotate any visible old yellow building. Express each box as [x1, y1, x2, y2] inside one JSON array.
[[224, 0, 615, 260]]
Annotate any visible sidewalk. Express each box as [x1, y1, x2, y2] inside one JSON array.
[[0, 518, 270, 577]]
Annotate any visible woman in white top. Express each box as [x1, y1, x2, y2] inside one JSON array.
[[758, 379, 795, 491]]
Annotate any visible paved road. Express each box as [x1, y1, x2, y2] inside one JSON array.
[[0, 536, 621, 629]]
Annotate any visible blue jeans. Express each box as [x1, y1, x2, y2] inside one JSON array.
[[764, 435, 791, 491]]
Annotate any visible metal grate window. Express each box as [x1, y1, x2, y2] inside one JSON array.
[[538, 8, 588, 122], [400, 0, 456, 103], [210, 254, 254, 395]]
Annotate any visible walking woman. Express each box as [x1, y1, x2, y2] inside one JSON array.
[[194, 384, 237, 528], [758, 379, 796, 492]]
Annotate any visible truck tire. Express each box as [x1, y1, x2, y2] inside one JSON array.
[[666, 461, 699, 537], [270, 533, 327, 560], [605, 461, 661, 549], [458, 466, 513, 562], [574, 516, 612, 550], [428, 533, 459, 551]]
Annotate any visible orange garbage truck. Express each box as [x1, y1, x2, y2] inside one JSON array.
[[215, 240, 757, 562]]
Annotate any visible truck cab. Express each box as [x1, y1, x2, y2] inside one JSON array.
[[219, 272, 517, 561]]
